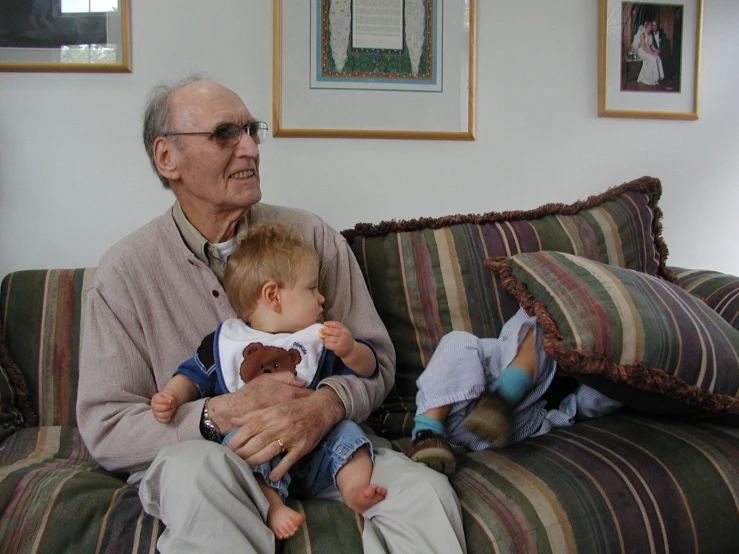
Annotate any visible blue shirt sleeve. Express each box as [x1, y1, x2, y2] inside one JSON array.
[[173, 331, 219, 397], [309, 339, 378, 389]]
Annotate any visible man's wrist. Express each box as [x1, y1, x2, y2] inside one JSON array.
[[312, 386, 346, 427], [206, 394, 235, 435]]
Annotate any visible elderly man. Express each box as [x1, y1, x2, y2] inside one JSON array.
[[76, 76, 466, 554]]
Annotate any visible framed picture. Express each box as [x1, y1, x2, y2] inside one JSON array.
[[598, 0, 702, 120], [0, 0, 131, 73], [273, 0, 477, 140]]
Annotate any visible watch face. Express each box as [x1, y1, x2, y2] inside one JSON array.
[[200, 420, 222, 443]]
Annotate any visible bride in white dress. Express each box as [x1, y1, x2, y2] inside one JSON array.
[[632, 21, 665, 86]]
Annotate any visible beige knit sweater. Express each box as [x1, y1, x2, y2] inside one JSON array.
[[76, 203, 395, 473]]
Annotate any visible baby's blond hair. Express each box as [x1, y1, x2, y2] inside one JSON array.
[[224, 222, 318, 321]]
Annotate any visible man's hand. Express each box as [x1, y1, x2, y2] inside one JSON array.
[[207, 371, 312, 435], [226, 387, 345, 482]]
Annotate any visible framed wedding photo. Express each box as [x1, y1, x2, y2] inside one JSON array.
[[598, 0, 702, 120], [0, 0, 131, 73], [273, 0, 477, 140]]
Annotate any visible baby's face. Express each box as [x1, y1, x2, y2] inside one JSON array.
[[277, 259, 325, 332]]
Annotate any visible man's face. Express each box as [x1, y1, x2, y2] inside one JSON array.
[[165, 81, 262, 216]]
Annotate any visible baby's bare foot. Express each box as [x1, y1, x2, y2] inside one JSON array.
[[344, 484, 387, 514], [267, 504, 305, 540]]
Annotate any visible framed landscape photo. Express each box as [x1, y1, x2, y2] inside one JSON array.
[[0, 0, 131, 72], [598, 0, 702, 120], [273, 0, 477, 140]]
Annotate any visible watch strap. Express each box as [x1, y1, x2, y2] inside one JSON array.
[[199, 398, 223, 443]]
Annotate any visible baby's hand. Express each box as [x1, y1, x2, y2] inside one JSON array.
[[318, 321, 355, 359], [151, 392, 177, 424]]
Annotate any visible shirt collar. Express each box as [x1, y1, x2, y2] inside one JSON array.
[[172, 200, 252, 260]]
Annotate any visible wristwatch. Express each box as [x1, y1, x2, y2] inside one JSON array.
[[199, 398, 222, 443]]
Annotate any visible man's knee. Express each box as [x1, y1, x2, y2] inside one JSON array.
[[150, 441, 227, 479], [401, 460, 456, 498], [374, 448, 457, 501], [142, 440, 258, 499]]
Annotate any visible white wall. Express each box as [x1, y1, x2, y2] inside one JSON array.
[[1, 0, 738, 280]]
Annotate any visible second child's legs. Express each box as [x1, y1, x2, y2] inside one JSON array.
[[463, 328, 536, 445], [408, 405, 457, 474], [408, 330, 537, 474], [409, 310, 546, 473], [335, 446, 387, 513]]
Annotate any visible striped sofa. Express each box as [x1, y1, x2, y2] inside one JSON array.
[[2, 180, 739, 553]]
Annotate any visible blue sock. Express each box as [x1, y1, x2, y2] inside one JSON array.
[[490, 366, 532, 406], [412, 414, 446, 439]]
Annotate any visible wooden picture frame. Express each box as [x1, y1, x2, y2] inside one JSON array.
[[273, 0, 477, 140], [598, 0, 702, 120], [0, 0, 131, 73]]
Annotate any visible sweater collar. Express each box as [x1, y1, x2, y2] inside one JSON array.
[[172, 201, 209, 265], [171, 201, 252, 275]]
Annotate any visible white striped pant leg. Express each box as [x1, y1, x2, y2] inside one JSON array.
[[415, 330, 489, 416]]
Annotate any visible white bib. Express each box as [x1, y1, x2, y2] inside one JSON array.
[[217, 319, 325, 392]]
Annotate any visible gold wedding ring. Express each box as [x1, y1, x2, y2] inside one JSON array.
[[276, 438, 285, 452]]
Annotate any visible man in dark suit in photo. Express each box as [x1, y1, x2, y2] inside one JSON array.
[[651, 20, 672, 80]]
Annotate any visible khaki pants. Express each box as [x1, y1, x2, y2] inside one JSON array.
[[137, 434, 467, 554]]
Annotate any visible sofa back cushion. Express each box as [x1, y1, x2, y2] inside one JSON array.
[[343, 177, 675, 436], [0, 268, 96, 427], [671, 267, 739, 331]]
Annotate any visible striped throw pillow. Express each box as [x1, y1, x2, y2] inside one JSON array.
[[489, 251, 739, 421], [343, 177, 676, 436]]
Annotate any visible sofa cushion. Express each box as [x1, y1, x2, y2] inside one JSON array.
[[343, 176, 675, 436], [488, 251, 739, 421], [0, 426, 366, 554], [446, 413, 739, 553], [671, 267, 739, 331], [0, 321, 38, 438], [4, 417, 738, 554], [0, 426, 161, 552]]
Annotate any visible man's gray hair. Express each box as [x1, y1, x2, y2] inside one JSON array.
[[142, 74, 207, 189]]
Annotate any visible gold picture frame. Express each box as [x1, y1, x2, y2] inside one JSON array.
[[598, 0, 702, 120], [273, 0, 477, 140], [0, 0, 131, 73]]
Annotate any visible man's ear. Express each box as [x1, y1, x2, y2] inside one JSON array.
[[153, 136, 181, 182], [261, 281, 281, 313]]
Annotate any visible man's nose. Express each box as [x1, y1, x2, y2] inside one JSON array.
[[234, 130, 260, 155]]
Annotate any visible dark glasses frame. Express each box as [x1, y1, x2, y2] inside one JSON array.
[[163, 121, 269, 147]]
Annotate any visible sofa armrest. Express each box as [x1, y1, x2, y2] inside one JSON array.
[[0, 268, 96, 426], [669, 266, 739, 330]]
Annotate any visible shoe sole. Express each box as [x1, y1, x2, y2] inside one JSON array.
[[410, 447, 456, 474], [463, 407, 511, 447]]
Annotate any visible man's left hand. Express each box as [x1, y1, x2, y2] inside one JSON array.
[[226, 387, 345, 481]]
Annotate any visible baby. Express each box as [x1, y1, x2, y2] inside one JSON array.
[[151, 222, 386, 539]]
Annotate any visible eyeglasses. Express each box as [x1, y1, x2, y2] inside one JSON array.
[[163, 121, 269, 147]]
